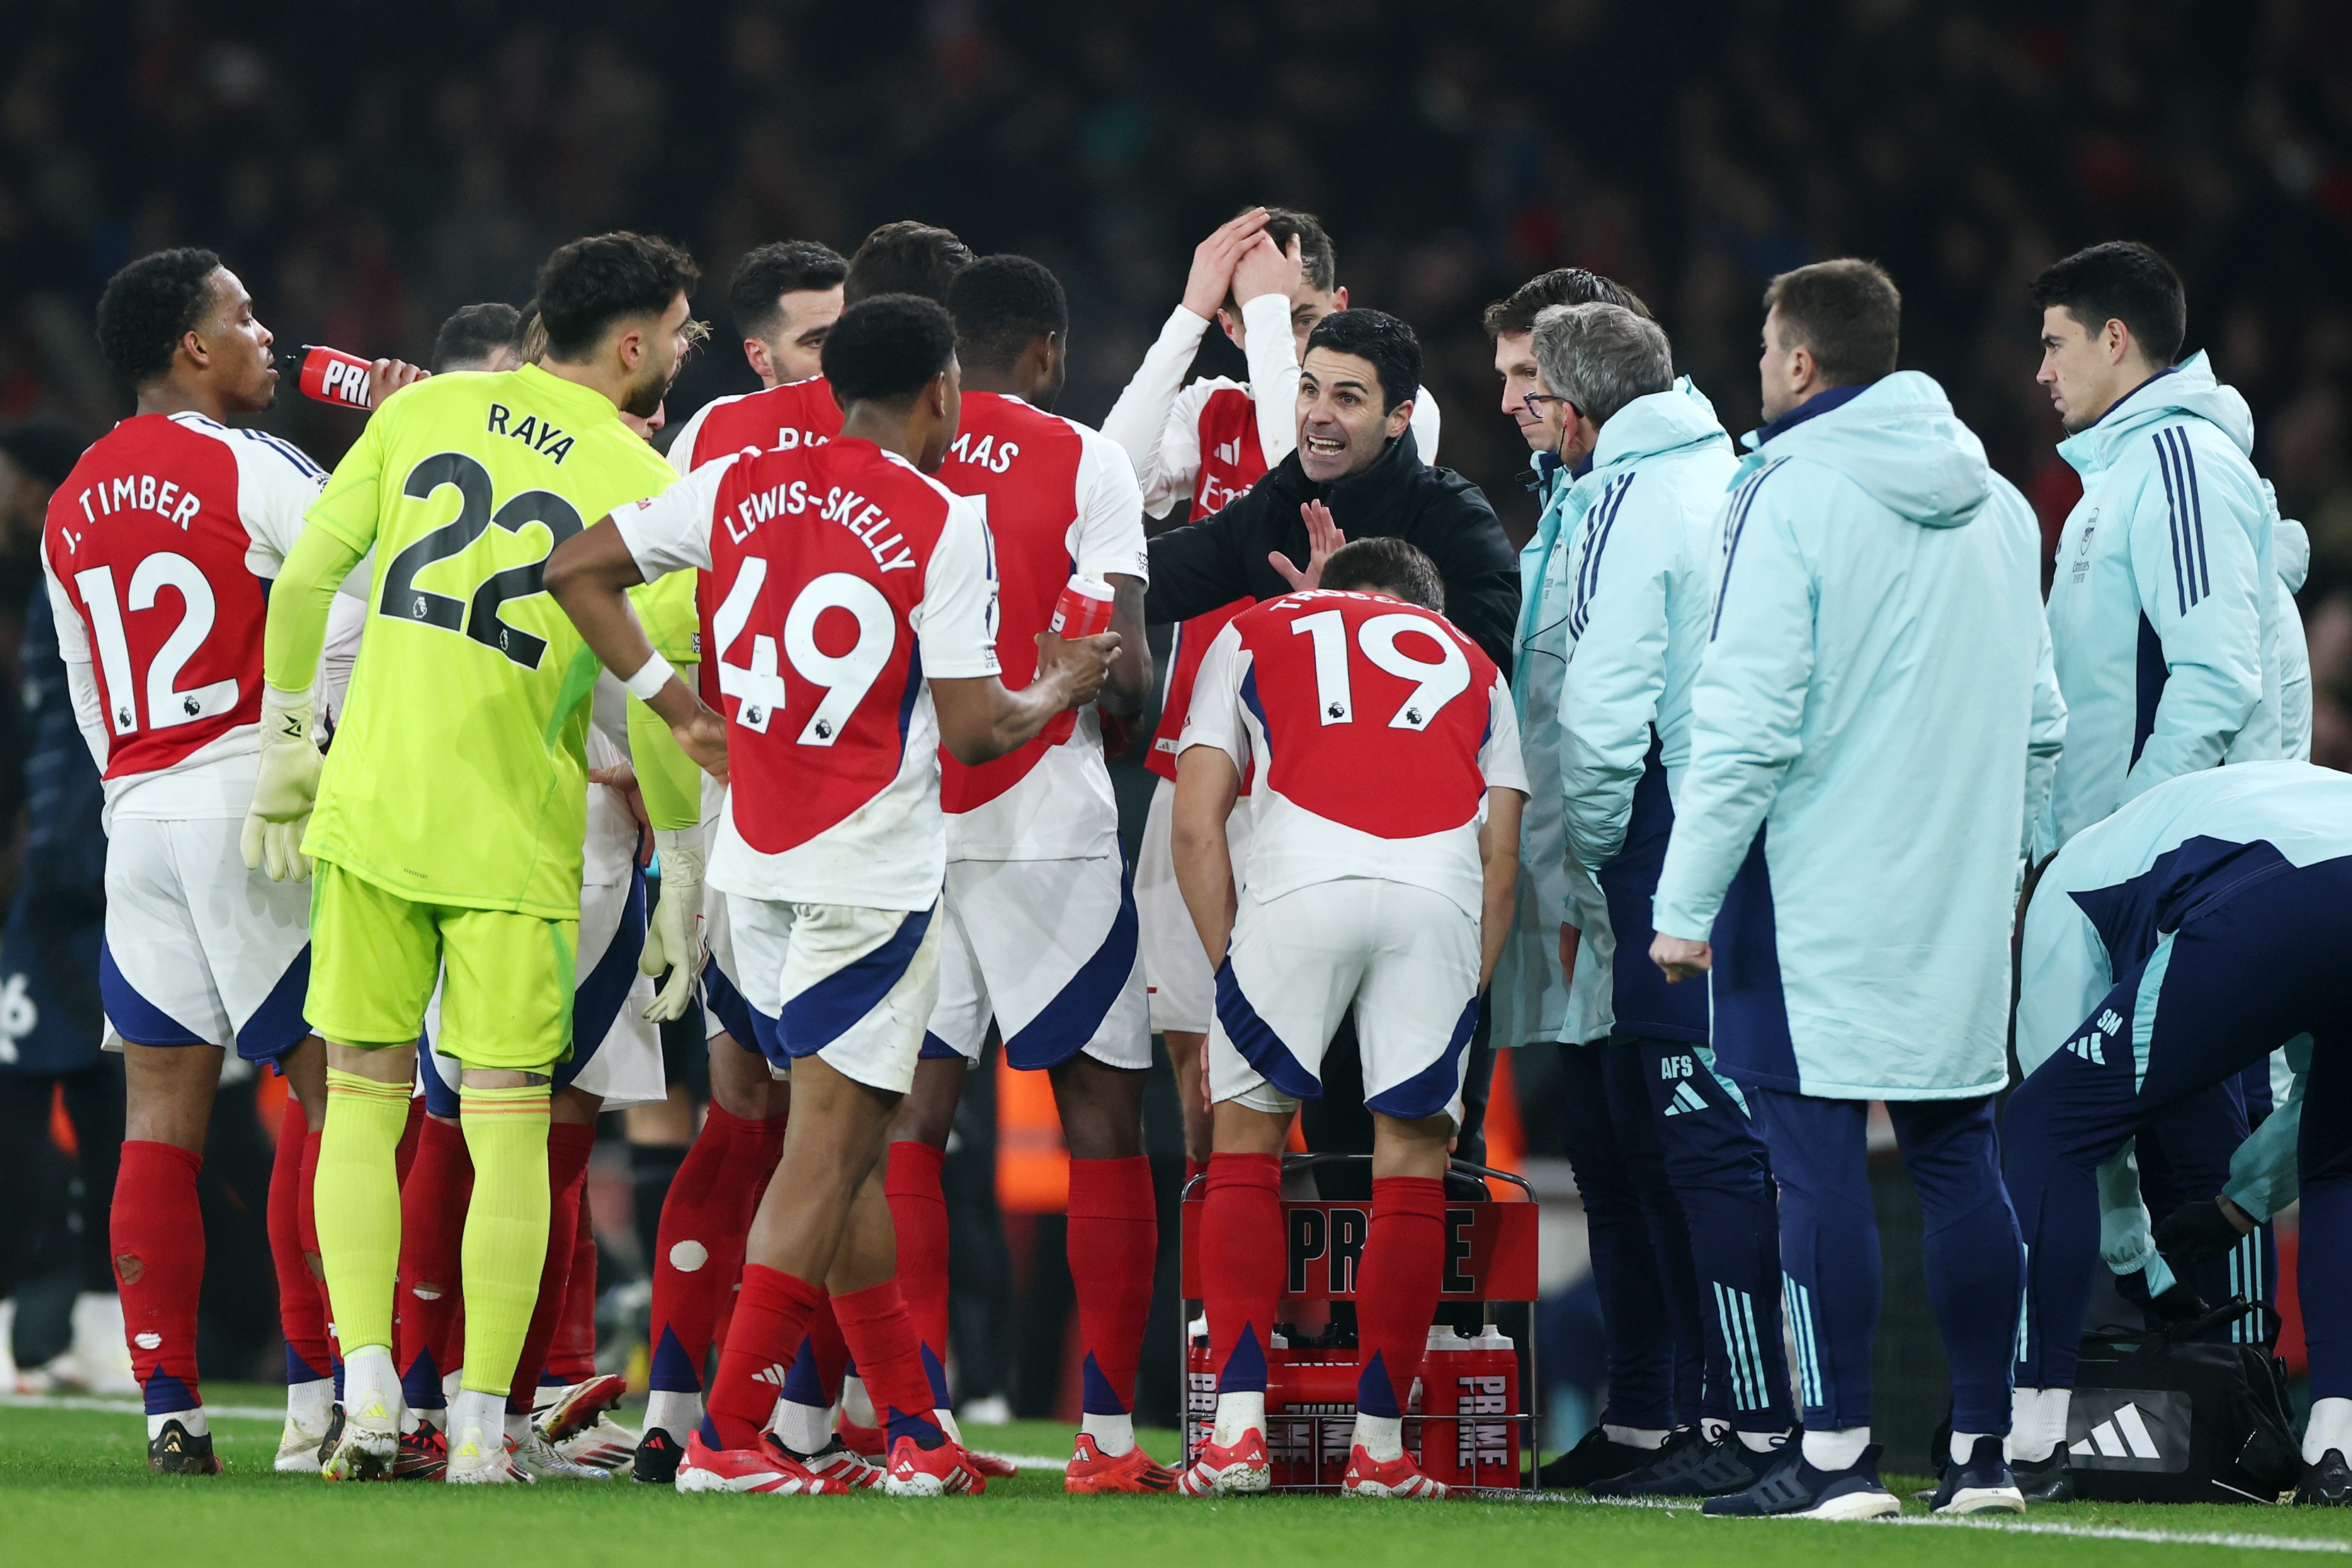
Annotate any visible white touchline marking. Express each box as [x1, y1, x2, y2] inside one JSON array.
[[1881, 1516, 2352, 1553], [1, 1392, 287, 1422]]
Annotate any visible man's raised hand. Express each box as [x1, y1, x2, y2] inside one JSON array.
[[1270, 500, 1346, 591]]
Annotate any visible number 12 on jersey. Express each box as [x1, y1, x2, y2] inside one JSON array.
[[74, 554, 239, 735]]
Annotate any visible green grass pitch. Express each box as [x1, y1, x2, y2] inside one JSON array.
[[5, 1386, 2350, 1565]]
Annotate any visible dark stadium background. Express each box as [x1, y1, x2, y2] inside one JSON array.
[[0, 0, 2344, 1458]]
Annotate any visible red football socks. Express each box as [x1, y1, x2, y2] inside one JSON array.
[[832, 1278, 944, 1443], [1201, 1152, 1283, 1391], [806, 1291, 851, 1404], [396, 1115, 472, 1403], [1354, 1176, 1448, 1417], [268, 1101, 332, 1382], [113, 1141, 206, 1412], [647, 1103, 785, 1395], [883, 1140, 950, 1381], [1068, 1154, 1157, 1416], [506, 1121, 596, 1413], [548, 1193, 599, 1385], [703, 1264, 822, 1450]]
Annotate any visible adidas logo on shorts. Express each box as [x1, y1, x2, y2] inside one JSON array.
[[1661, 1081, 1709, 1116]]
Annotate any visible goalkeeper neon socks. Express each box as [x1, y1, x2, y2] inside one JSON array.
[[647, 1103, 783, 1397], [832, 1278, 947, 1447], [884, 1140, 953, 1380], [397, 1114, 472, 1411], [457, 1082, 552, 1398], [113, 1140, 205, 1419], [1201, 1152, 1283, 1401], [316, 1069, 412, 1353], [1069, 1154, 1157, 1455], [266, 1098, 333, 1384], [1354, 1176, 1447, 1428], [703, 1263, 822, 1450], [505, 1121, 596, 1412]]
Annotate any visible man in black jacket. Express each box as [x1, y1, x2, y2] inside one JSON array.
[[1145, 309, 1518, 670]]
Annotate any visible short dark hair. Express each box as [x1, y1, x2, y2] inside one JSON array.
[[2029, 241, 2186, 367], [730, 240, 848, 341], [96, 248, 224, 386], [535, 232, 701, 361], [1482, 268, 1652, 339], [1763, 259, 1901, 387], [1224, 206, 1336, 312], [1322, 537, 1444, 613], [843, 222, 973, 306], [431, 302, 522, 373], [1303, 309, 1421, 413], [822, 294, 958, 407], [946, 256, 1067, 375]]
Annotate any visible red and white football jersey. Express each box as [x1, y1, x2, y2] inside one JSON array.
[[933, 391, 1148, 860], [616, 436, 1000, 911], [1181, 589, 1526, 919], [40, 413, 326, 822], [1142, 384, 1264, 784], [666, 375, 846, 712]]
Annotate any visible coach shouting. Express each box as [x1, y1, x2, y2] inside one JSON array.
[[1144, 309, 1516, 671]]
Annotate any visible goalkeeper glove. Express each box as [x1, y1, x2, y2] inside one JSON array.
[[641, 826, 705, 1021], [241, 684, 323, 882], [2155, 1196, 2255, 1268]]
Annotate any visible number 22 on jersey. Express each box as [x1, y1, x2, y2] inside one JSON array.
[[377, 450, 584, 669]]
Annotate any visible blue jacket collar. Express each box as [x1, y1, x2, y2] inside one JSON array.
[[1753, 381, 1870, 446], [2084, 365, 2178, 432]]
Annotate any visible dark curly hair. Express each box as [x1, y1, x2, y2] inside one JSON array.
[[822, 295, 958, 406], [96, 248, 223, 387], [843, 221, 972, 307], [535, 232, 701, 360]]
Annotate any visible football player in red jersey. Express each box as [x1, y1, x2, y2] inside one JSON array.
[[1168, 537, 1525, 1500], [634, 227, 970, 1481], [42, 249, 414, 1474], [863, 256, 1169, 1491], [548, 294, 1118, 1498], [1103, 210, 1444, 1174]]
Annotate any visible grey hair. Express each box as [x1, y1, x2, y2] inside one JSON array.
[[1531, 302, 1674, 426]]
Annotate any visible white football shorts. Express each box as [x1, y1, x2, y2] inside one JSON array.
[[101, 814, 312, 1062], [725, 892, 941, 1096], [1208, 876, 1481, 1125], [1135, 775, 1252, 1035], [925, 851, 1151, 1073]]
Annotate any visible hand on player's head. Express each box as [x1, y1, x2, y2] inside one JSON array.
[[1182, 208, 1271, 319]]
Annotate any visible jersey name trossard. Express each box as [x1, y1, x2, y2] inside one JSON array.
[[1182, 589, 1525, 918], [302, 365, 679, 918], [616, 436, 1001, 911]]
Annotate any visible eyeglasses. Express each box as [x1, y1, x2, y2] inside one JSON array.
[[1522, 391, 1578, 423]]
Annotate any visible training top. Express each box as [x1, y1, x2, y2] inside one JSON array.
[[1651, 373, 2067, 1101], [1180, 589, 1524, 922], [1100, 295, 1443, 785], [42, 413, 328, 826], [617, 436, 1001, 911], [2039, 352, 2283, 855], [300, 365, 679, 919], [933, 391, 1149, 860]]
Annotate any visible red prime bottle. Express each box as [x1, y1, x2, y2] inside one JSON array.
[[1049, 575, 1115, 639], [288, 345, 375, 410]]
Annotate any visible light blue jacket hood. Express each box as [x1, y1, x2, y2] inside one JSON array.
[[2056, 351, 2256, 476], [1593, 376, 1734, 476], [1741, 370, 1990, 529]]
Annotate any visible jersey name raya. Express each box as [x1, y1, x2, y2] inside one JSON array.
[[1181, 589, 1525, 919], [617, 436, 1001, 911]]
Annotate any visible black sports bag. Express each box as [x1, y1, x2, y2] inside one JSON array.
[[2064, 1301, 2301, 1504]]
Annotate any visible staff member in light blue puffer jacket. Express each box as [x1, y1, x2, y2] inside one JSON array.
[[1542, 304, 1796, 1499], [1649, 260, 2066, 1522], [2032, 242, 2282, 858]]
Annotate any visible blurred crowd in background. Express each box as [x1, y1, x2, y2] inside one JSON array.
[[0, 0, 2346, 1446]]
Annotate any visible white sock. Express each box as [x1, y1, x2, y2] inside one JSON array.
[[442, 1368, 463, 1404], [1603, 1424, 1669, 1450], [2305, 1397, 2352, 1465], [447, 1390, 502, 1464], [1802, 1425, 1870, 1471], [1082, 1411, 1135, 1456], [1701, 1417, 1729, 1443], [1353, 1412, 1404, 1463], [774, 1398, 830, 1454], [1950, 1431, 1997, 1466], [933, 1407, 965, 1444], [841, 1375, 877, 1428], [2009, 1386, 2069, 1463], [505, 1409, 533, 1444], [288, 1376, 334, 1432], [148, 1407, 207, 1441], [1737, 1428, 1788, 1453], [1212, 1391, 1265, 1448], [343, 1344, 401, 1430], [643, 1390, 701, 1438]]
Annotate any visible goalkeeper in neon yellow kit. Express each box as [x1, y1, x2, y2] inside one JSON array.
[[245, 232, 723, 1482]]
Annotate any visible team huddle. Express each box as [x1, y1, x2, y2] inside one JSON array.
[[41, 200, 2351, 1513]]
